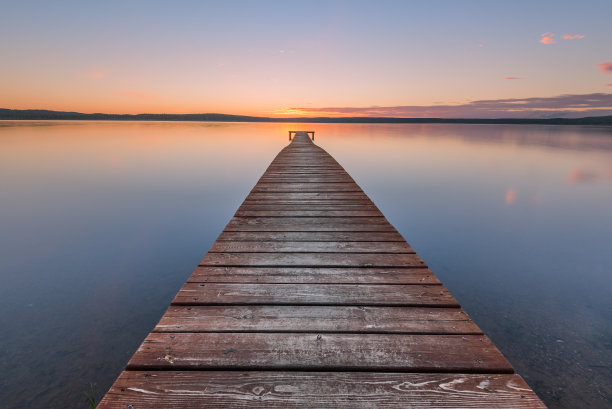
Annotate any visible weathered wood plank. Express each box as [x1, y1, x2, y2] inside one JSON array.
[[253, 184, 362, 192], [172, 283, 455, 306], [265, 160, 344, 163], [238, 205, 381, 213], [257, 177, 356, 183], [262, 170, 351, 175], [200, 252, 425, 267], [241, 200, 377, 207], [209, 241, 414, 253], [224, 225, 396, 232], [247, 192, 371, 201], [260, 174, 353, 180], [225, 217, 396, 232], [99, 131, 544, 408], [127, 333, 513, 373], [98, 372, 545, 409], [227, 216, 388, 224], [216, 231, 405, 241], [187, 266, 440, 284], [263, 169, 348, 174], [235, 209, 384, 217], [154, 305, 481, 334], [264, 169, 346, 172], [238, 204, 378, 210]]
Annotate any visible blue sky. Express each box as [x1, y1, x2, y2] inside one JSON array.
[[1, 0, 611, 117]]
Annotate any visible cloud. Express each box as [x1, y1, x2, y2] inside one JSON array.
[[78, 69, 108, 79], [597, 62, 612, 73], [563, 34, 585, 40], [504, 77, 521, 80], [608, 83, 612, 87], [284, 93, 612, 119], [118, 90, 156, 99], [539, 32, 555, 44]]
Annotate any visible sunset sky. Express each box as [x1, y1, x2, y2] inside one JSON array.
[[1, 0, 611, 118]]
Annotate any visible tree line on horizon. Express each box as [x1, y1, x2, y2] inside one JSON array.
[[1, 108, 612, 125]]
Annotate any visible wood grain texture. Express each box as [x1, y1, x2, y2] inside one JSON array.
[[262, 170, 353, 175], [127, 333, 513, 373], [257, 177, 356, 183], [235, 209, 384, 217], [227, 216, 389, 225], [200, 252, 425, 267], [238, 203, 379, 209], [154, 305, 481, 334], [98, 371, 545, 409], [246, 192, 372, 201], [98, 131, 545, 408], [209, 241, 414, 253], [241, 200, 376, 206], [172, 283, 457, 306], [253, 183, 362, 192], [224, 217, 396, 232], [216, 231, 405, 242], [187, 266, 440, 284]]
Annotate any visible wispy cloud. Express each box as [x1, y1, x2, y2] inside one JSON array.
[[78, 69, 108, 79], [118, 90, 156, 99], [283, 93, 612, 119], [540, 32, 585, 44], [504, 77, 521, 80], [597, 62, 612, 73], [539, 32, 555, 44], [608, 83, 612, 87], [562, 33, 585, 40]]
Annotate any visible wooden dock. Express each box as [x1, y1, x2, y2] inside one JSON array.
[[98, 132, 545, 408]]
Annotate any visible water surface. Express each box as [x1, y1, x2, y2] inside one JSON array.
[[0, 121, 610, 408]]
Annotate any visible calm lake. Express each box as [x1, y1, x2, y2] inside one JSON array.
[[0, 121, 610, 408]]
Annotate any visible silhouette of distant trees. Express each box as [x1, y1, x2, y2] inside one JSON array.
[[1, 108, 611, 125]]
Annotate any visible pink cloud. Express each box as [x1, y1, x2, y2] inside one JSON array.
[[563, 34, 585, 40], [287, 93, 612, 119], [607, 83, 612, 87], [118, 90, 156, 99], [78, 69, 108, 79], [504, 77, 521, 80], [539, 32, 555, 44], [597, 63, 612, 73]]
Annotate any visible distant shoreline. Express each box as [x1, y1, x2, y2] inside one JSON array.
[[2, 108, 612, 125]]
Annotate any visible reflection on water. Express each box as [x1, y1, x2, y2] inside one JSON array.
[[0, 121, 610, 408]]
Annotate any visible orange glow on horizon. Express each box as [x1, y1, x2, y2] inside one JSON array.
[[266, 107, 382, 118], [2, 3, 611, 120], [268, 108, 313, 117]]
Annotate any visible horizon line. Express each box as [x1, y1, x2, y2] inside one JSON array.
[[2, 107, 612, 123]]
